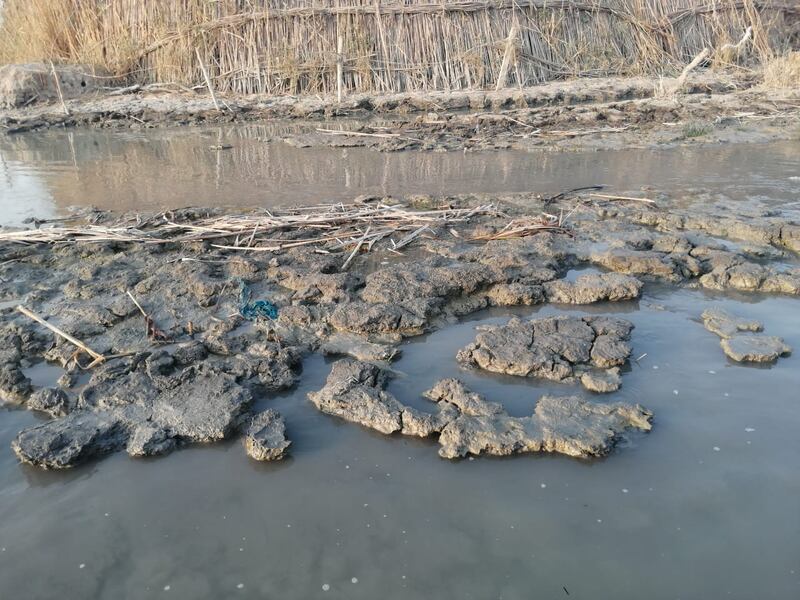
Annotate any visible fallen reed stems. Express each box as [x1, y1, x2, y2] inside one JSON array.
[[0, 202, 523, 252]]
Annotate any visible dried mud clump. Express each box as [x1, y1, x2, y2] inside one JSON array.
[[243, 409, 291, 461], [457, 316, 634, 392], [11, 344, 301, 469], [701, 307, 791, 363], [308, 360, 652, 459]]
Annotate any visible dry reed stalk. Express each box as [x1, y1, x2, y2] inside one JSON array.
[[195, 48, 221, 111], [589, 193, 656, 204], [16, 305, 106, 367], [340, 225, 372, 271], [336, 34, 344, 102], [762, 51, 800, 88], [495, 21, 519, 91], [48, 60, 70, 115], [471, 215, 568, 241]]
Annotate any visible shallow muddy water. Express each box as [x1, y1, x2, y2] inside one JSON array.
[[0, 125, 799, 226], [1, 132, 799, 599], [1, 288, 798, 600]]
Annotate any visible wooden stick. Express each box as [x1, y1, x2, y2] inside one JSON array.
[[495, 22, 519, 91], [16, 305, 105, 363], [49, 61, 69, 116], [195, 48, 221, 111]]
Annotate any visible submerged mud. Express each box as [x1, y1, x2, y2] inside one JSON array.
[[0, 182, 798, 469]]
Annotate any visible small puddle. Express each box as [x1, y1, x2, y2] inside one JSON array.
[[21, 362, 64, 388]]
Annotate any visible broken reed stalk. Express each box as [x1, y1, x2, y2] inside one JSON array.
[[126, 289, 148, 317], [16, 305, 106, 367], [316, 128, 401, 139], [48, 60, 69, 115], [127, 289, 171, 341], [589, 193, 656, 204], [674, 47, 711, 89], [340, 225, 372, 271], [0, 203, 504, 251], [495, 21, 519, 91], [195, 48, 221, 111]]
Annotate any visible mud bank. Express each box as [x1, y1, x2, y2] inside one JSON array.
[[2, 72, 798, 153], [0, 181, 798, 469]]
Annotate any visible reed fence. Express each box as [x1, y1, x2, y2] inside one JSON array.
[[0, 0, 797, 95]]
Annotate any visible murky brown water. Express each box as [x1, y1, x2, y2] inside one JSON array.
[[0, 130, 799, 600], [1, 124, 799, 225]]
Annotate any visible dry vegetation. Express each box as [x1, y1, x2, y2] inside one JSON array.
[[0, 0, 797, 95], [762, 51, 800, 88]]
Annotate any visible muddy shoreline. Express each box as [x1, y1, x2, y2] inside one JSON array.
[[2, 73, 799, 152], [1, 184, 796, 469]]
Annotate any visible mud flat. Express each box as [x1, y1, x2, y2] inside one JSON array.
[[309, 359, 652, 459], [0, 177, 798, 469], [0, 128, 799, 599]]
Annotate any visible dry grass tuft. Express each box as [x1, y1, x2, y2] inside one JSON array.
[[762, 52, 800, 89]]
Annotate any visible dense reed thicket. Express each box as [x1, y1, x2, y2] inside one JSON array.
[[0, 0, 797, 95]]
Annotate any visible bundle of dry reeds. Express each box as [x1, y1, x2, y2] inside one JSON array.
[[0, 0, 795, 95], [0, 202, 536, 256]]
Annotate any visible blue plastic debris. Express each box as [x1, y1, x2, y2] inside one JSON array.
[[237, 280, 278, 321]]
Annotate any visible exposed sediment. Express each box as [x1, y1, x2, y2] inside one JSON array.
[[701, 306, 792, 363], [308, 359, 652, 459], [720, 335, 792, 363], [243, 409, 291, 461], [11, 347, 300, 468], [457, 316, 633, 392], [0, 181, 797, 468]]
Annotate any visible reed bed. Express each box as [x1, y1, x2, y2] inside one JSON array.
[[0, 1, 796, 95], [0, 202, 562, 259]]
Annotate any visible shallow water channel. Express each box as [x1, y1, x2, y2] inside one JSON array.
[[0, 129, 799, 599]]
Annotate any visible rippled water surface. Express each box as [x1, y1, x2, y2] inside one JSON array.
[[0, 130, 798, 600]]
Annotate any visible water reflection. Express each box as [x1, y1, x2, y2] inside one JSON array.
[[0, 125, 799, 226]]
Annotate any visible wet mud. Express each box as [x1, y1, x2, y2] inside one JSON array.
[[2, 72, 798, 155], [1, 183, 798, 469]]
